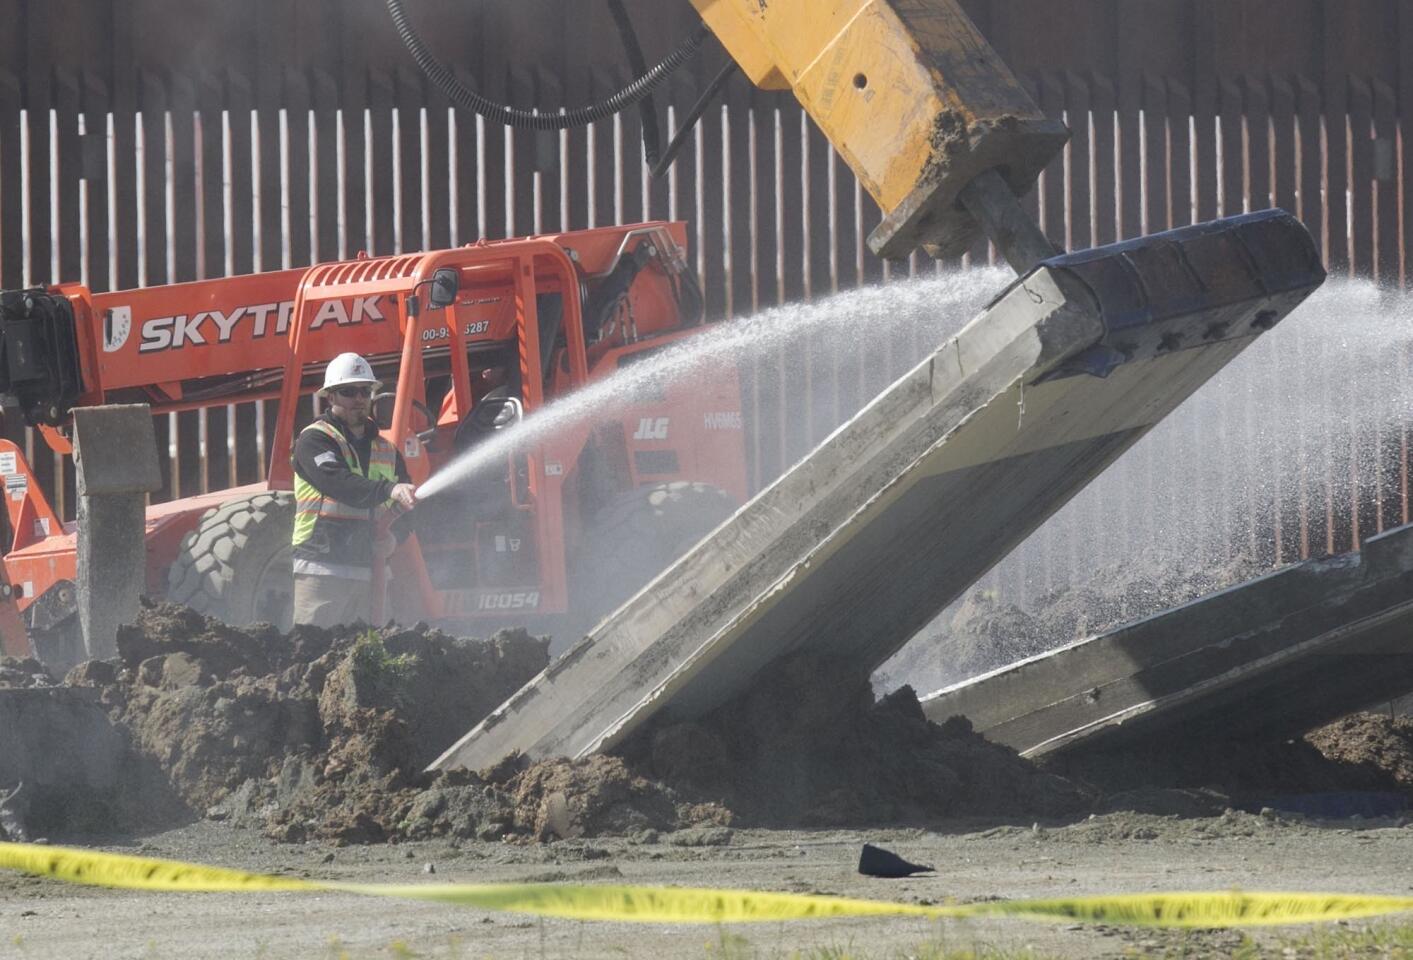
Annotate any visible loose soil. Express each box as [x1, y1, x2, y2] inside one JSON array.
[[6, 600, 1413, 848], [6, 599, 1413, 957], [0, 605, 1087, 845]]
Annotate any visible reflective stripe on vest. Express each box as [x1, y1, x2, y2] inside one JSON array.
[[291, 420, 397, 550]]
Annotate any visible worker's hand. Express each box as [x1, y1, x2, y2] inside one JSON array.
[[390, 483, 417, 510]]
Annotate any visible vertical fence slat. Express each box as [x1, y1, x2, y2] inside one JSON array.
[[562, 80, 588, 234], [1323, 5, 1350, 274], [1193, 16, 1219, 225], [505, 72, 530, 237], [1116, 27, 1142, 240], [778, 102, 805, 310], [1372, 79, 1398, 287], [316, 69, 343, 263], [536, 69, 565, 234], [699, 80, 728, 320], [830, 147, 859, 295], [1168, 80, 1193, 228], [171, 76, 197, 283], [1271, 78, 1298, 217], [25, 4, 51, 286], [80, 73, 109, 293], [723, 71, 756, 488], [424, 83, 450, 249], [199, 74, 224, 278], [1065, 73, 1092, 251], [228, 72, 254, 276], [1091, 76, 1118, 246], [1038, 75, 1066, 248], [369, 69, 395, 254], [257, 70, 281, 272], [174, 75, 210, 498], [1246, 76, 1271, 215], [284, 69, 312, 268], [451, 69, 481, 243], [1297, 78, 1324, 252], [141, 74, 173, 505], [805, 120, 834, 444], [341, 67, 367, 257], [140, 72, 168, 288], [778, 101, 806, 463], [0, 70, 20, 289], [478, 70, 507, 241], [614, 78, 643, 232], [397, 67, 425, 252], [746, 87, 779, 490], [726, 74, 753, 320], [1401, 4, 1413, 289], [55, 71, 80, 283], [1219, 80, 1245, 219], [588, 72, 615, 234], [1143, 74, 1168, 234], [1349, 77, 1375, 277]]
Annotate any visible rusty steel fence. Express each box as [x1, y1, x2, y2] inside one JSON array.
[[0, 0, 1410, 574]]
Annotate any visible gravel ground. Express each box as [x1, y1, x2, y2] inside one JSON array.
[[4, 812, 1413, 959]]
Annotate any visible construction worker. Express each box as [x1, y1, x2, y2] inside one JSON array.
[[291, 352, 417, 627]]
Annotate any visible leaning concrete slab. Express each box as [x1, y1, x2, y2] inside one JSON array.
[[432, 210, 1325, 774], [920, 522, 1413, 757]]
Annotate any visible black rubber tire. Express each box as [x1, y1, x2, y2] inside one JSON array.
[[562, 481, 737, 654], [165, 491, 296, 631]]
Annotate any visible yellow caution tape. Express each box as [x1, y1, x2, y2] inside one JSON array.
[[3, 841, 1412, 928]]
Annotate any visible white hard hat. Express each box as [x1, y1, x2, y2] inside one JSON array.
[[320, 352, 381, 396]]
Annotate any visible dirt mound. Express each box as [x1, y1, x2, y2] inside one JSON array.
[[1305, 712, 1413, 788], [399, 755, 706, 843], [21, 593, 1413, 845], [0, 683, 180, 840], [1046, 712, 1413, 814], [8, 605, 1092, 841], [628, 656, 1089, 826], [0, 657, 57, 689], [99, 602, 552, 843]]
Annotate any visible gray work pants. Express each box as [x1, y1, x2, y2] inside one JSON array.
[[291, 573, 372, 628]]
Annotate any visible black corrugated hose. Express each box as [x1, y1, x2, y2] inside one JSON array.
[[387, 0, 709, 132], [604, 0, 663, 169]]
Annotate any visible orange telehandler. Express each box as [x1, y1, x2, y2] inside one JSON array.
[[0, 223, 748, 665]]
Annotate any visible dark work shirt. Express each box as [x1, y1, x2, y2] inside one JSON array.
[[292, 413, 411, 507]]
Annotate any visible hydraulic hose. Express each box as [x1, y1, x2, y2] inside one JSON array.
[[387, 0, 710, 132], [649, 59, 738, 179], [605, 0, 663, 168]]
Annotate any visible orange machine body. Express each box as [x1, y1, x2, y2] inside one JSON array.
[[0, 222, 747, 654]]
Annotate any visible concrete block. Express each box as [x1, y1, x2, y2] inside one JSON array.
[[920, 523, 1413, 755], [72, 404, 163, 497], [74, 404, 162, 661], [432, 211, 1325, 774]]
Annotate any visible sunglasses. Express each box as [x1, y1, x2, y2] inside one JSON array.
[[334, 386, 373, 400]]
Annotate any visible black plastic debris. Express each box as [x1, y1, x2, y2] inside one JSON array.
[[858, 843, 933, 878]]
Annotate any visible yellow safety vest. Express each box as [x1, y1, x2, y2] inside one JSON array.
[[291, 420, 397, 564]]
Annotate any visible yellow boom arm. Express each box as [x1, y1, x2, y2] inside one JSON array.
[[689, 0, 1068, 262]]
